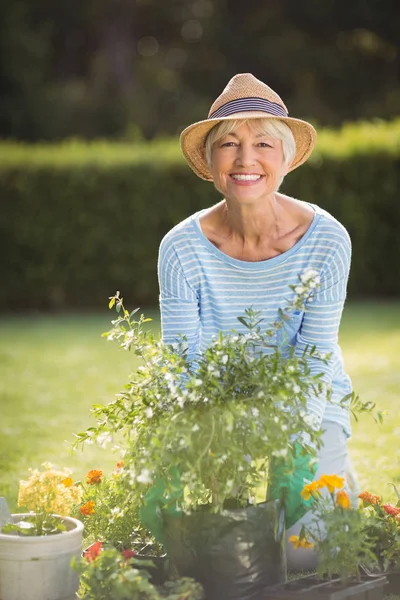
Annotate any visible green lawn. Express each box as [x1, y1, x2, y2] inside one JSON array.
[[0, 301, 399, 512]]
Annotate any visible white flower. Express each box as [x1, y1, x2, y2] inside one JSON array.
[[145, 407, 153, 418], [137, 469, 152, 484], [288, 366, 295, 373], [293, 385, 301, 394], [221, 355, 228, 365], [97, 432, 112, 449], [257, 391, 264, 399], [272, 448, 288, 458], [301, 268, 320, 284], [194, 379, 202, 386], [294, 285, 306, 295], [251, 407, 259, 418], [192, 424, 199, 432]]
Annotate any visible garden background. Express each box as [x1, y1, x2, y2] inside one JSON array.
[[1, 0, 399, 534]]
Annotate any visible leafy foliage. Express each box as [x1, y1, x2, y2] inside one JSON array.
[[75, 275, 332, 513]]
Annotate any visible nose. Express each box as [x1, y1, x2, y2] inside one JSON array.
[[235, 143, 257, 168]]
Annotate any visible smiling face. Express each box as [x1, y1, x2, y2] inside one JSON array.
[[208, 121, 289, 205]]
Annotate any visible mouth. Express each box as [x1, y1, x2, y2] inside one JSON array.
[[230, 173, 263, 183]]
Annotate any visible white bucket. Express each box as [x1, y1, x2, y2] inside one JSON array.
[[0, 513, 83, 600]]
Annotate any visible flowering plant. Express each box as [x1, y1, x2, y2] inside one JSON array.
[[74, 271, 335, 516], [290, 474, 376, 583], [358, 486, 400, 572], [73, 464, 153, 552], [73, 546, 204, 600], [1, 463, 82, 536]]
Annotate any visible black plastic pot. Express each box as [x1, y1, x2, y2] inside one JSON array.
[[384, 569, 400, 595], [130, 542, 169, 586], [163, 500, 286, 600], [265, 573, 388, 600]]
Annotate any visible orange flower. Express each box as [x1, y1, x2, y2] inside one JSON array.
[[61, 477, 73, 487], [289, 535, 314, 550], [84, 541, 103, 562], [335, 489, 351, 509], [317, 474, 345, 493], [86, 470, 103, 485], [358, 491, 381, 506], [382, 504, 400, 517], [80, 500, 95, 516], [301, 481, 321, 501], [116, 461, 124, 471]]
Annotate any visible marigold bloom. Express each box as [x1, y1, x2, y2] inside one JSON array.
[[289, 535, 314, 550], [382, 503, 400, 517], [116, 461, 124, 471], [301, 481, 321, 501], [80, 500, 96, 516], [358, 491, 381, 506], [62, 477, 73, 487], [335, 489, 351, 509], [317, 474, 345, 493], [86, 470, 103, 485], [84, 541, 103, 562]]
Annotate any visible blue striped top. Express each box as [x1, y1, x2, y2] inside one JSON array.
[[158, 202, 353, 437]]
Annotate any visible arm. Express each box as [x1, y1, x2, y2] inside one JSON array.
[[157, 234, 201, 365], [295, 229, 352, 430]]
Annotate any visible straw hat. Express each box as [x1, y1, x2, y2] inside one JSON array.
[[180, 73, 317, 181]]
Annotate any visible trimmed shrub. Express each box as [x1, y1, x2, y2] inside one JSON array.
[[1, 120, 399, 310]]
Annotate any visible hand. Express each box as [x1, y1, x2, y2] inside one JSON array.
[[267, 444, 318, 530]]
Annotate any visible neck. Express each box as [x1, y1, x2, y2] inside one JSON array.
[[222, 194, 283, 241]]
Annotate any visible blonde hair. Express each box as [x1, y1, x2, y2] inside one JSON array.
[[205, 118, 296, 169]]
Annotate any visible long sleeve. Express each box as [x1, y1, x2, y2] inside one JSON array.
[[157, 235, 201, 364], [294, 229, 352, 429]]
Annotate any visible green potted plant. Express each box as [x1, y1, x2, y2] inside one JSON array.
[[74, 464, 169, 585], [74, 272, 333, 599], [73, 545, 204, 600], [0, 463, 84, 600], [268, 474, 388, 599], [357, 486, 400, 596]]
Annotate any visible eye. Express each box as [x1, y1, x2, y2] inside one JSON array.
[[220, 141, 236, 147], [257, 142, 273, 148]]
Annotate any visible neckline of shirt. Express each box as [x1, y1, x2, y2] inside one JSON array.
[[191, 202, 321, 270]]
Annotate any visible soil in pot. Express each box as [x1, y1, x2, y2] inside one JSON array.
[[164, 499, 286, 600]]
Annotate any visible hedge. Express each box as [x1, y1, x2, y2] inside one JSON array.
[[1, 119, 399, 310]]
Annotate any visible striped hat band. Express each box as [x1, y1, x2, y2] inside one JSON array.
[[209, 97, 288, 120]]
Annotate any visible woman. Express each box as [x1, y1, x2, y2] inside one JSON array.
[[156, 73, 359, 569]]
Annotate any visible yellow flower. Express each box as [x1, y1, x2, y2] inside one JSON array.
[[301, 481, 321, 501], [317, 474, 345, 493], [17, 465, 82, 517], [335, 489, 351, 509], [289, 535, 314, 550]]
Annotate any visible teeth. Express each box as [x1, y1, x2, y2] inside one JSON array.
[[231, 174, 261, 181]]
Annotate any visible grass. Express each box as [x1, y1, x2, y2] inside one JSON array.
[[0, 302, 399, 599], [0, 302, 399, 509]]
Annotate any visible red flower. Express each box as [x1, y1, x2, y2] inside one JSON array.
[[84, 541, 103, 562], [382, 503, 400, 517], [121, 549, 137, 560]]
